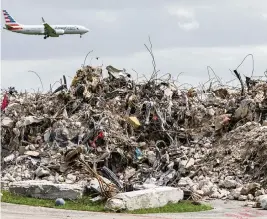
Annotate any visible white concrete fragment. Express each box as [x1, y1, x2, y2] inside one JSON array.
[[35, 167, 50, 177], [177, 177, 194, 187], [66, 174, 77, 182], [3, 154, 15, 163], [29, 144, 36, 151], [207, 108, 215, 116], [2, 173, 15, 182], [257, 195, 267, 210], [44, 129, 51, 142], [238, 195, 247, 201], [219, 179, 237, 189], [9, 180, 84, 200], [4, 103, 21, 113], [218, 189, 230, 198], [247, 194, 254, 201], [88, 177, 113, 193], [241, 182, 261, 195], [133, 183, 158, 190], [58, 176, 65, 182], [124, 167, 136, 181], [105, 187, 184, 211], [231, 187, 242, 200], [106, 198, 126, 211], [16, 116, 44, 128], [180, 158, 195, 169], [1, 117, 14, 127], [24, 151, 40, 157], [147, 151, 157, 165], [255, 189, 265, 197]]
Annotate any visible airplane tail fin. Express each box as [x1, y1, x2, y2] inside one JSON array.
[[2, 10, 23, 30]]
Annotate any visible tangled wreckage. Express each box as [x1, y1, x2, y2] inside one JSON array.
[[1, 64, 267, 210]]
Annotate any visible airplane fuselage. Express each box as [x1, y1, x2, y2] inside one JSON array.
[[6, 24, 88, 36]]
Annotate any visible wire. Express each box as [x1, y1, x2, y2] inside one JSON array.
[[207, 66, 222, 85], [28, 70, 44, 92], [236, 54, 254, 78], [83, 50, 94, 67]]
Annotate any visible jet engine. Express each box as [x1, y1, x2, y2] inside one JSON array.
[[55, 29, 65, 35]]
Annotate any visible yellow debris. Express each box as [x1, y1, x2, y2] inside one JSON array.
[[127, 116, 141, 128]]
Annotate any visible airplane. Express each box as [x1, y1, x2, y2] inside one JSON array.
[[2, 10, 89, 39]]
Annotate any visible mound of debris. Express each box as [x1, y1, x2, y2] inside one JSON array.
[[1, 65, 267, 203]]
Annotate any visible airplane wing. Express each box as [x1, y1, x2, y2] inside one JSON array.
[[42, 17, 57, 37]]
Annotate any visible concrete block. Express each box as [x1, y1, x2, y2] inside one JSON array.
[[9, 180, 85, 200], [105, 186, 184, 211]]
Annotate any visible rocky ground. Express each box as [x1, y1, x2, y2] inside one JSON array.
[[1, 65, 267, 207]]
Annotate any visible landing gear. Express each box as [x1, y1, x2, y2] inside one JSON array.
[[44, 35, 49, 39], [80, 34, 82, 38]]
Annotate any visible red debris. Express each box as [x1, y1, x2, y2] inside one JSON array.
[[98, 131, 104, 139], [153, 115, 158, 121], [90, 131, 105, 148], [1, 93, 9, 111]]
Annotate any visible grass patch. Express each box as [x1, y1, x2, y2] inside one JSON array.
[[1, 191, 105, 212], [1, 191, 212, 214], [128, 201, 212, 214]]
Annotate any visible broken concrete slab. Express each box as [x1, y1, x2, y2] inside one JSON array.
[[9, 180, 85, 200], [105, 187, 184, 211]]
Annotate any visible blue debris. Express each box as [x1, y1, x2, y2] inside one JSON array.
[[55, 198, 65, 206], [135, 147, 142, 160]]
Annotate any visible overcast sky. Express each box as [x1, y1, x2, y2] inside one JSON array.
[[1, 0, 267, 92]]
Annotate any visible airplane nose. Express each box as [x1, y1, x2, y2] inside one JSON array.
[[84, 28, 89, 33]]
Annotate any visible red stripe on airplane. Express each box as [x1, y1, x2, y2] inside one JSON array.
[[8, 26, 23, 30], [5, 20, 16, 23], [6, 22, 19, 25], [10, 28, 23, 30]]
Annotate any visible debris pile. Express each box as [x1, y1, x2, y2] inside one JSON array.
[[1, 65, 267, 203]]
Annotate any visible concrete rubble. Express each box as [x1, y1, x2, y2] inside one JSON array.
[[9, 180, 85, 200], [1, 65, 267, 209], [105, 187, 184, 211]]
